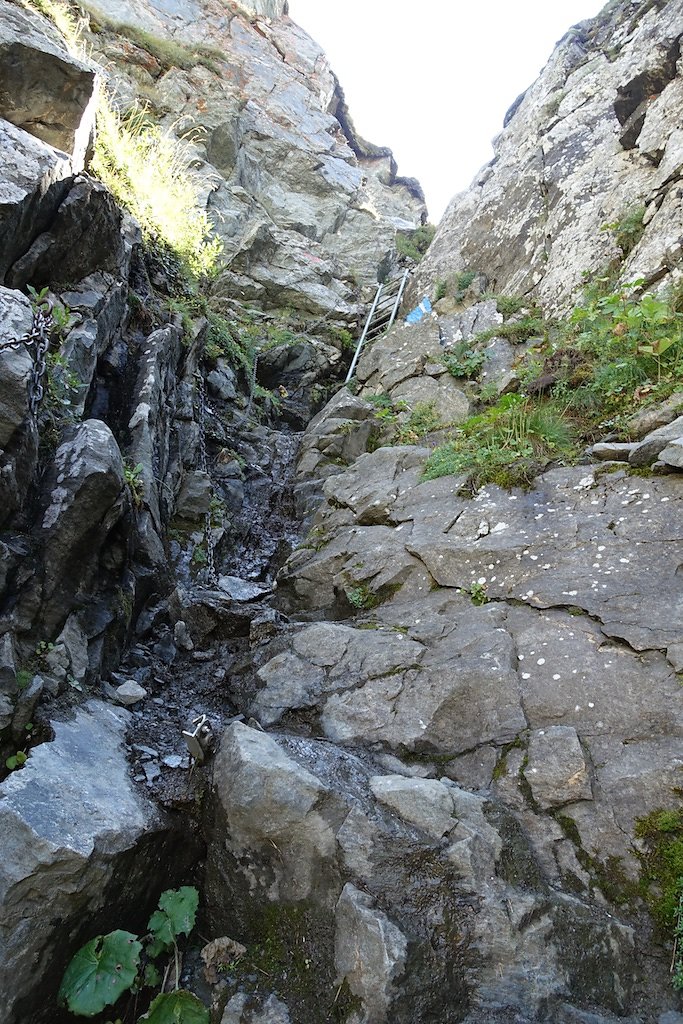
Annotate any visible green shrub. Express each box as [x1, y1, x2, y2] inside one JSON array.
[[443, 342, 486, 379], [478, 315, 547, 346], [452, 270, 477, 301], [487, 294, 542, 319], [395, 224, 436, 263], [602, 205, 646, 258], [395, 400, 442, 444]]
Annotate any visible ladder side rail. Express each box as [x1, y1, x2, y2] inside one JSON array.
[[345, 282, 384, 384], [385, 269, 410, 333]]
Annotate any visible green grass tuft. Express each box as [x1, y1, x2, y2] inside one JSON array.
[[91, 97, 222, 280]]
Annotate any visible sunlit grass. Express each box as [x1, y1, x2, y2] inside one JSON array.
[[91, 94, 222, 280], [21, 0, 223, 282]]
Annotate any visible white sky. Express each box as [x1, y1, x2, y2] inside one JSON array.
[[288, 0, 606, 221]]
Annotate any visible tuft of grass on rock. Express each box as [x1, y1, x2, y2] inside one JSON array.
[[91, 96, 222, 280], [423, 395, 576, 490]]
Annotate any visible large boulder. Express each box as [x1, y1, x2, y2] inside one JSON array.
[[0, 286, 33, 448], [0, 701, 197, 1024], [32, 419, 127, 635], [0, 0, 96, 165], [0, 118, 73, 283]]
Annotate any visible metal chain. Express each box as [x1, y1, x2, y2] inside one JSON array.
[[195, 370, 219, 587], [0, 299, 54, 416]]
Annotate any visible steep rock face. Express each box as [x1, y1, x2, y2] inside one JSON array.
[[2, 1, 683, 1023], [415, 0, 683, 311], [267, 322, 683, 1020], [82, 0, 425, 315]]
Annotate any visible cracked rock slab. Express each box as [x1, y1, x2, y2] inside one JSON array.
[[524, 726, 592, 808]]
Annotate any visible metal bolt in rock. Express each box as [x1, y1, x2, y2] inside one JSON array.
[[182, 713, 214, 763]]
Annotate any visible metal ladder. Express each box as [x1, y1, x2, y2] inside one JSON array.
[[345, 269, 410, 383]]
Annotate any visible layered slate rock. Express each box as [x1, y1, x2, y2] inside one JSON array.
[[415, 0, 683, 313], [0, 286, 33, 449], [0, 119, 73, 283]]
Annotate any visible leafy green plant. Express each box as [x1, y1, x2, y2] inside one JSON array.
[[345, 583, 378, 610], [124, 461, 144, 508], [139, 990, 210, 1023], [468, 582, 489, 606], [58, 888, 207, 1022], [443, 342, 486, 379], [434, 280, 447, 302], [16, 669, 33, 690], [59, 931, 142, 1017], [5, 750, 28, 772]]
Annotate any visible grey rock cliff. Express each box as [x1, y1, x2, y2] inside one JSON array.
[[0, 1, 682, 1023], [415, 0, 683, 312], [83, 0, 425, 316]]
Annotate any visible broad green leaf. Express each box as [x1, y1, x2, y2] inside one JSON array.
[[58, 930, 142, 1017], [137, 990, 209, 1024], [147, 909, 175, 957], [653, 336, 676, 356], [157, 887, 198, 939]]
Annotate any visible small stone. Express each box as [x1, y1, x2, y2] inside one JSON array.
[[174, 620, 194, 651], [658, 437, 683, 469], [629, 416, 683, 466], [132, 744, 159, 758], [524, 726, 592, 808], [162, 754, 184, 769], [192, 650, 215, 662], [589, 442, 636, 461], [143, 762, 161, 784], [217, 576, 271, 601], [115, 681, 148, 706]]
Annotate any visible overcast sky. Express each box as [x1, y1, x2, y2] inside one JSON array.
[[288, 0, 606, 221]]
